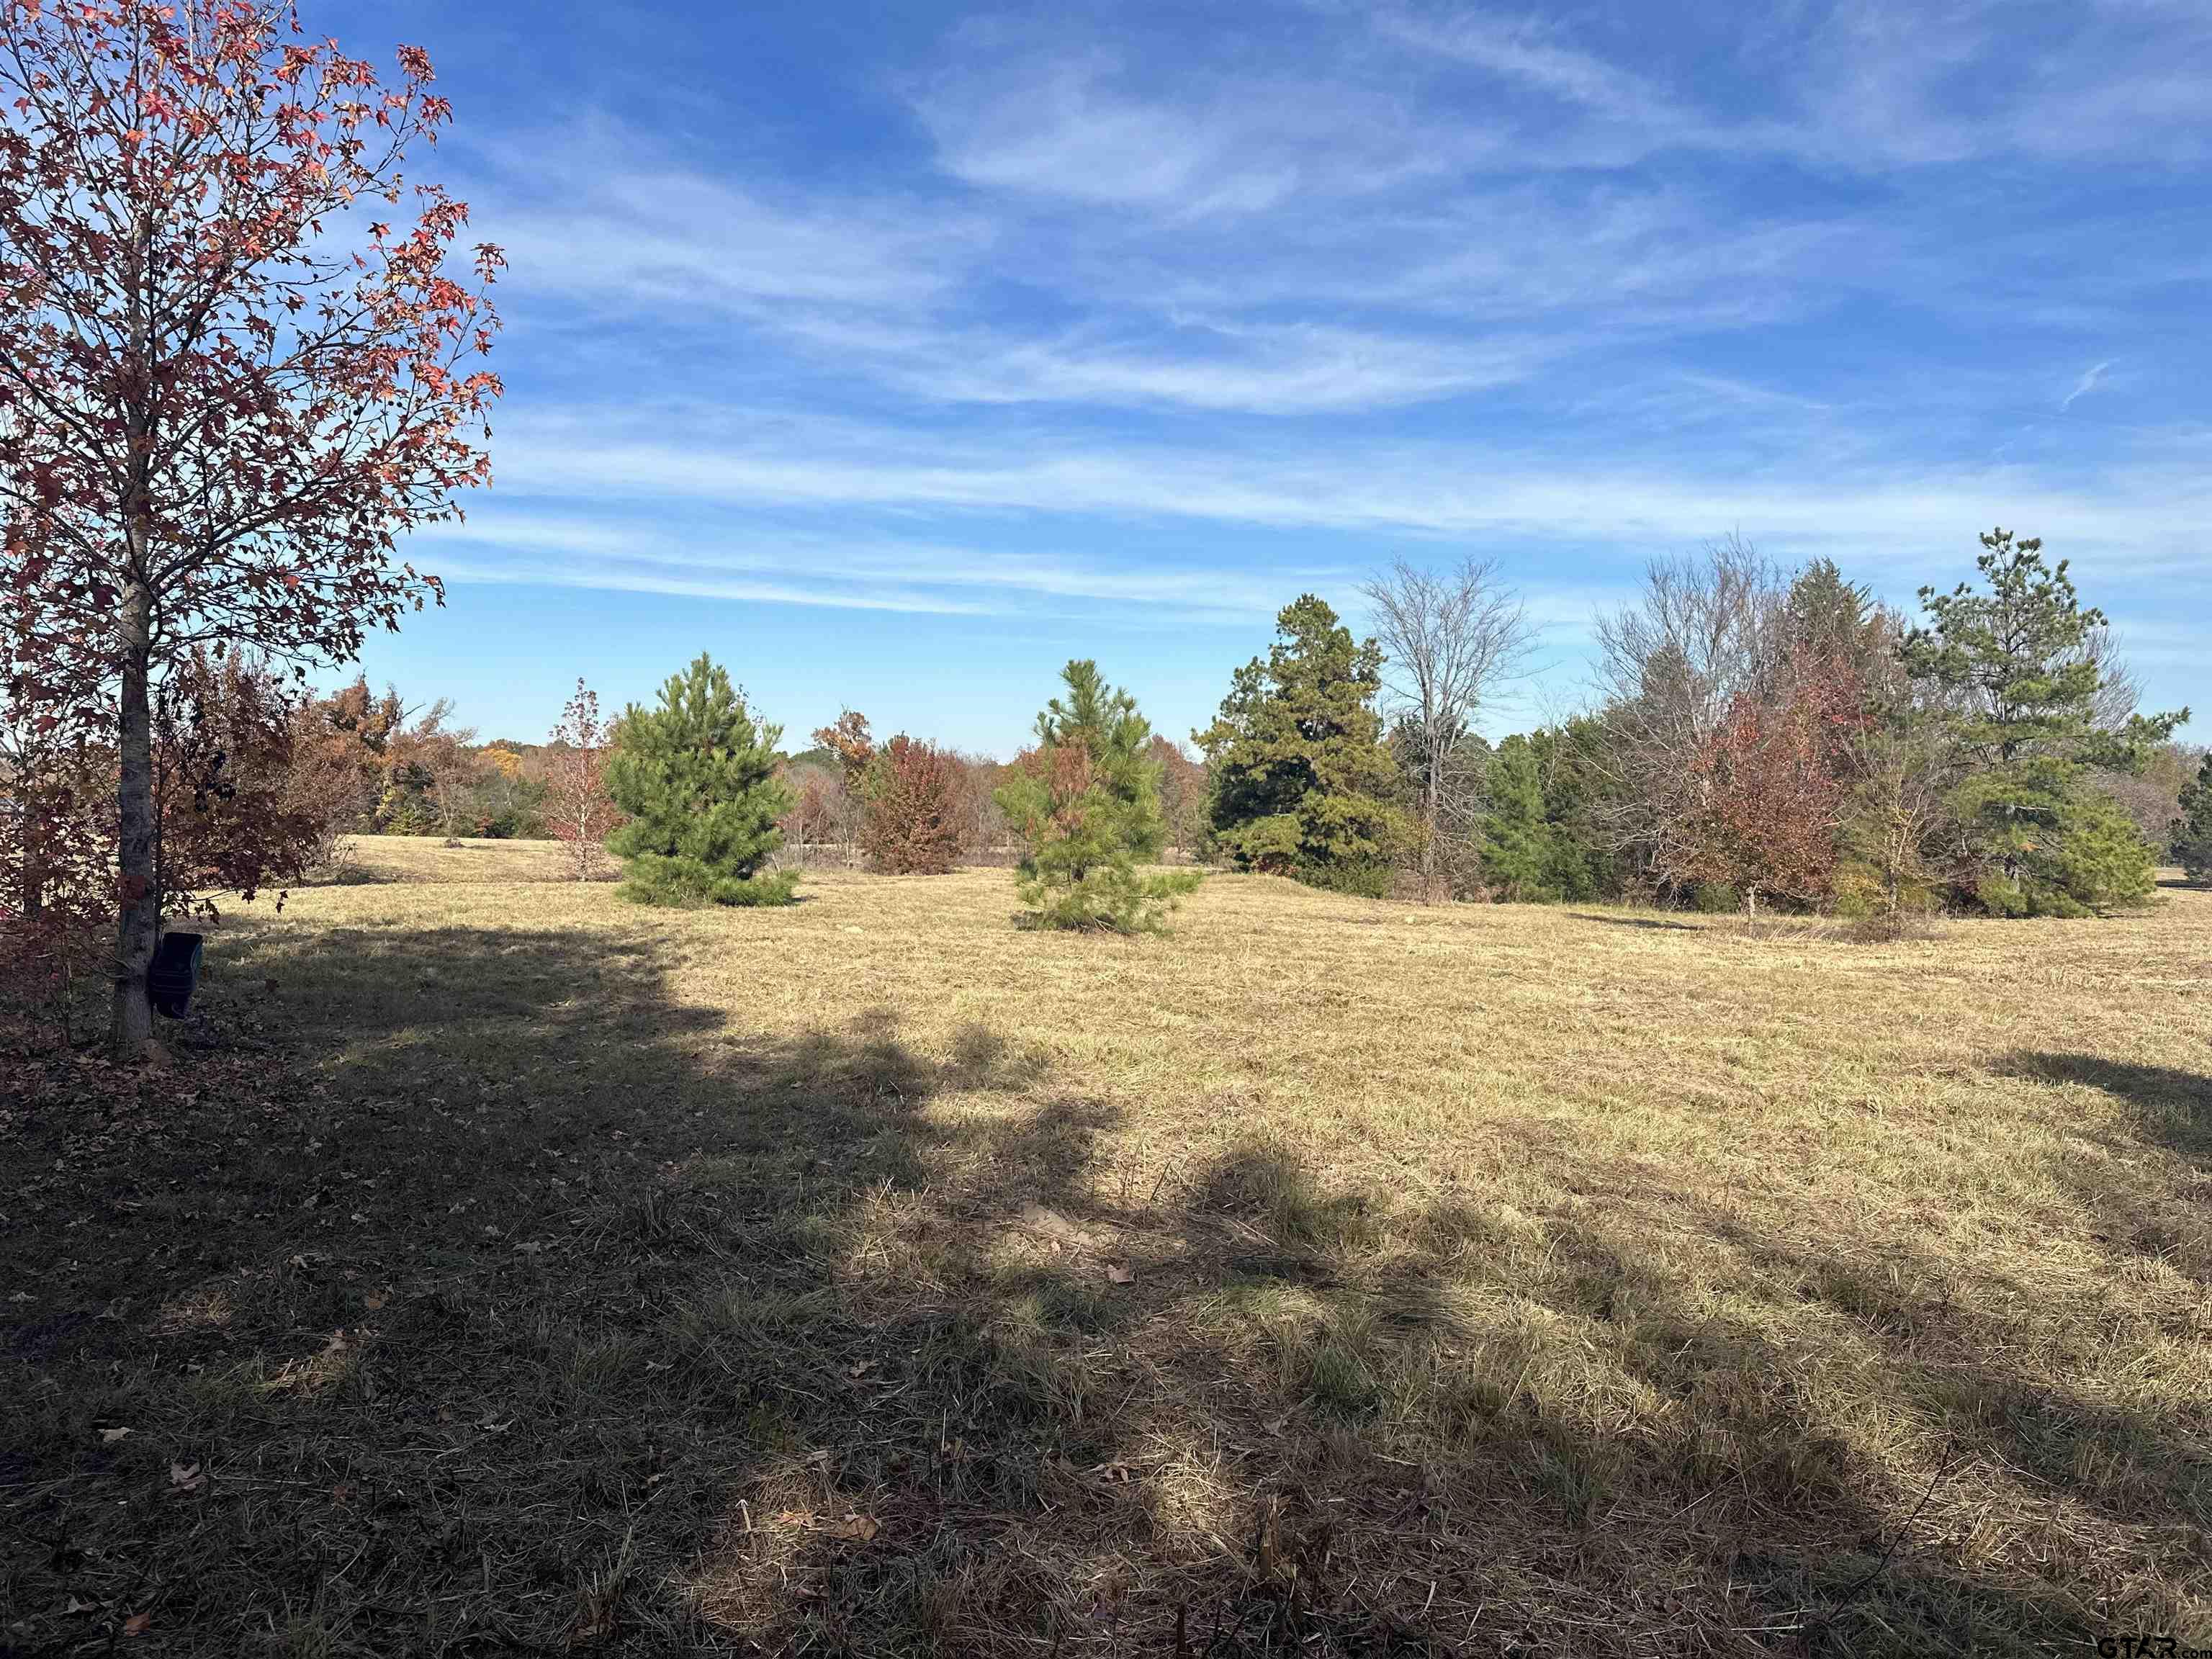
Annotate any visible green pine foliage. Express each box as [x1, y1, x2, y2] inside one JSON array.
[[2172, 752, 2212, 883], [1526, 721, 1619, 902], [603, 654, 798, 908], [1902, 529, 2188, 916], [995, 660, 1201, 932], [1478, 734, 1555, 901], [1196, 595, 1410, 894], [1468, 724, 1619, 904]]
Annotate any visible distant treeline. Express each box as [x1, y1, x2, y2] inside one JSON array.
[[8, 529, 2205, 1002], [304, 527, 2209, 918]]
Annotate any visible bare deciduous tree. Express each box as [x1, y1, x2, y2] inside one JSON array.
[[1360, 556, 1536, 901], [1591, 534, 1784, 895], [547, 680, 621, 880]]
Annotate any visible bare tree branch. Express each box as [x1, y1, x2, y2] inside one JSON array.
[[1360, 555, 1537, 900]]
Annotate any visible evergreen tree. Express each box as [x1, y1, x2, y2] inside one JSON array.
[[1784, 557, 1887, 671], [1902, 529, 2188, 915], [995, 661, 1200, 931], [1529, 719, 1619, 902], [603, 654, 797, 907], [1477, 734, 1555, 901], [1195, 595, 1410, 894], [2175, 752, 2212, 883]]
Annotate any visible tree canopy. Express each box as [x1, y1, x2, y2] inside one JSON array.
[[604, 655, 796, 907], [2175, 752, 2212, 884], [0, 0, 503, 1055], [1195, 595, 1408, 894], [997, 660, 1197, 931], [1902, 529, 2187, 914]]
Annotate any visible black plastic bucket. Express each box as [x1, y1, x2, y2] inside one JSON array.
[[148, 931, 204, 1019]]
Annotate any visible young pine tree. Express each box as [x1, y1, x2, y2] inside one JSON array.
[[2173, 752, 2212, 884], [604, 655, 797, 907], [1902, 529, 2188, 915], [995, 661, 1200, 931]]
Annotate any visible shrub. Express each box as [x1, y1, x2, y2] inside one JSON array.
[[1691, 881, 1741, 915], [1305, 861, 1394, 899], [861, 735, 963, 875]]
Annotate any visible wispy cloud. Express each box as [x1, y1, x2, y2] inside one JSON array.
[[385, 2, 2211, 743], [418, 506, 1335, 619], [477, 407, 2212, 580], [1372, 8, 1696, 131], [2062, 360, 2113, 411]]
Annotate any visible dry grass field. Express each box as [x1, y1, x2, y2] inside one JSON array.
[[4, 836, 2208, 1655]]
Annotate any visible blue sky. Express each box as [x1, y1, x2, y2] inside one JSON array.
[[330, 0, 2208, 754]]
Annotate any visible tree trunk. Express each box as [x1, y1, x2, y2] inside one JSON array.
[[19, 782, 43, 921], [1421, 729, 1442, 902], [110, 583, 157, 1061]]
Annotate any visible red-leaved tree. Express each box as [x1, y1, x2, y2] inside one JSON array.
[[809, 707, 873, 864], [3, 512, 114, 1030], [151, 647, 321, 919], [0, 1, 503, 1056], [1686, 644, 1866, 919], [1, 573, 111, 1040], [547, 679, 621, 880], [861, 734, 963, 876]]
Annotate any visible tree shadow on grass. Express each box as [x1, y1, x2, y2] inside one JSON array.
[[1683, 1197, 2211, 1640], [1566, 912, 1700, 932], [1998, 1049, 2212, 1167], [1105, 1144, 2165, 1658], [0, 922, 1139, 1655], [4, 929, 2205, 1655]]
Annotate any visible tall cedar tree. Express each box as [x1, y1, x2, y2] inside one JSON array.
[[0, 1, 503, 1056], [1197, 595, 1408, 894], [2175, 753, 2212, 883], [546, 680, 622, 880], [1902, 530, 2186, 914], [604, 655, 796, 908], [996, 661, 1200, 931], [861, 735, 964, 875]]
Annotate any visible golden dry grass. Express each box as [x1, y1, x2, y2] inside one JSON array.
[[4, 837, 2206, 1655]]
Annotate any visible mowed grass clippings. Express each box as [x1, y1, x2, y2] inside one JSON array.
[[1, 840, 2206, 1656]]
